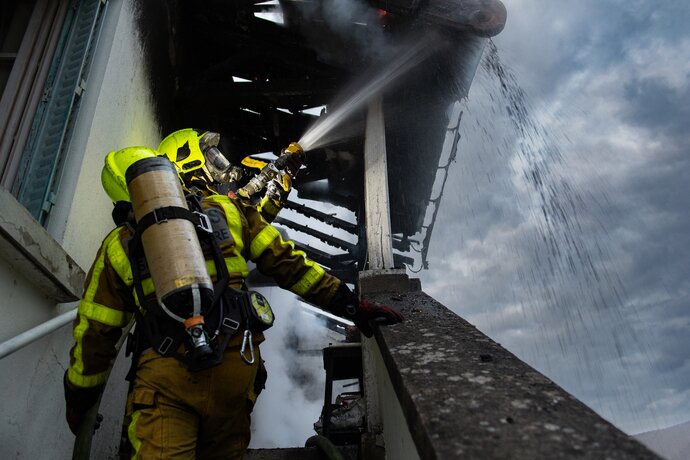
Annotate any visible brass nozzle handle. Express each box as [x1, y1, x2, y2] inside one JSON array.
[[284, 142, 304, 157]]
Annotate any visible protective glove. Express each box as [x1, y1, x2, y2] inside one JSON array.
[[64, 372, 103, 435], [277, 147, 304, 178], [283, 154, 303, 177], [346, 299, 405, 338], [266, 177, 289, 203], [327, 284, 404, 338]]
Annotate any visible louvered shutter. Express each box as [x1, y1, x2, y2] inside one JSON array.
[[13, 0, 107, 225]]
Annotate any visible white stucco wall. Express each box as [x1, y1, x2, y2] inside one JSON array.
[[49, 0, 162, 267], [0, 0, 161, 458]]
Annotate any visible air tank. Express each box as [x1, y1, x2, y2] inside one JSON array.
[[125, 156, 213, 323]]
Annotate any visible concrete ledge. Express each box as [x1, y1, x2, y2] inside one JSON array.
[[0, 187, 84, 302], [366, 290, 660, 460], [359, 269, 421, 294]]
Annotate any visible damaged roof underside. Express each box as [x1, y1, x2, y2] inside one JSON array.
[[162, 0, 505, 280]]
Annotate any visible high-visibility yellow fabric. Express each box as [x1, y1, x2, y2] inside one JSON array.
[[290, 263, 326, 297], [78, 299, 131, 326], [250, 225, 281, 260], [257, 195, 282, 222]]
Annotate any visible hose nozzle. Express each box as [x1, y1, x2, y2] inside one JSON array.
[[284, 142, 303, 157]]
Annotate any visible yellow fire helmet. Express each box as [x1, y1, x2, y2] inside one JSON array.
[[158, 128, 234, 184], [101, 146, 159, 202]]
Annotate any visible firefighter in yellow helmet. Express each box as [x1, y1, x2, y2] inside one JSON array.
[[64, 138, 403, 459], [157, 128, 304, 222]]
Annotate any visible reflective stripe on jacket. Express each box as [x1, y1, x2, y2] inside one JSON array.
[[67, 194, 342, 389]]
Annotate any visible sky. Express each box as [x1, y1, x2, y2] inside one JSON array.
[[249, 0, 690, 445], [419, 0, 690, 435]]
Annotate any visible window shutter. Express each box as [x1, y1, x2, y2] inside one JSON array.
[[13, 0, 107, 225]]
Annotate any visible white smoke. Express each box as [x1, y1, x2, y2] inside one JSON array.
[[285, 0, 398, 64], [249, 287, 336, 447]]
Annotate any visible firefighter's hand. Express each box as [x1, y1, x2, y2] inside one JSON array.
[[266, 178, 289, 202], [348, 299, 404, 338], [64, 372, 102, 435], [66, 404, 87, 435], [278, 149, 303, 176], [66, 406, 103, 435], [285, 153, 302, 174]]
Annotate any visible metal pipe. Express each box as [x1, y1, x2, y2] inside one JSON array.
[[305, 435, 344, 460], [0, 308, 77, 360]]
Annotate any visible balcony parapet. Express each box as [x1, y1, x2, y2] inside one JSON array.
[[360, 274, 659, 459]]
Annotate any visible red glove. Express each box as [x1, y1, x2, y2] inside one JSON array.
[[327, 284, 404, 337], [347, 299, 405, 338]]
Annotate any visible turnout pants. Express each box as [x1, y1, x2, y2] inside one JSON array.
[[126, 342, 265, 459]]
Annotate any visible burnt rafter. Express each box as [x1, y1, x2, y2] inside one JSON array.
[[180, 78, 340, 112], [182, 105, 316, 156], [182, 13, 344, 80], [273, 216, 357, 254], [283, 200, 358, 234]]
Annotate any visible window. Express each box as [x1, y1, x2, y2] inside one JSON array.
[[0, 0, 65, 191], [0, 0, 106, 225]]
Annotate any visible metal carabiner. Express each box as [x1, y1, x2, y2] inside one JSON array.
[[240, 330, 255, 365]]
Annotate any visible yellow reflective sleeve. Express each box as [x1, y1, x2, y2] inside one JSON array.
[[128, 410, 143, 456], [290, 263, 326, 297], [257, 196, 281, 223], [250, 225, 281, 260], [69, 313, 109, 387], [79, 299, 131, 327], [69, 228, 132, 389], [67, 367, 108, 388], [205, 257, 249, 278], [71, 314, 89, 375]]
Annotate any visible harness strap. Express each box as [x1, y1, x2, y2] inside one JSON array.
[[125, 195, 246, 376], [136, 205, 212, 236]]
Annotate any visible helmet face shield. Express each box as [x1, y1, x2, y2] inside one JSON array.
[[203, 146, 232, 183]]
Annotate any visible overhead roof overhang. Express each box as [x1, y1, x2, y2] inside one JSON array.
[[166, 0, 506, 277]]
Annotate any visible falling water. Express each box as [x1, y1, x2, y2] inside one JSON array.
[[421, 40, 661, 434], [298, 34, 441, 151]]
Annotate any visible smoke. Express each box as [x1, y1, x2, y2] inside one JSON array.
[[284, 0, 397, 64], [299, 34, 443, 151], [249, 288, 335, 447]]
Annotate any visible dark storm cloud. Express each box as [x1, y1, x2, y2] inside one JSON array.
[[622, 79, 690, 137], [497, 0, 684, 101]]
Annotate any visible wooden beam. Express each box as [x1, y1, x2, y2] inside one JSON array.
[[363, 96, 394, 270]]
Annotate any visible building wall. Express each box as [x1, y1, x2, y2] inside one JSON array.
[[0, 0, 165, 457]]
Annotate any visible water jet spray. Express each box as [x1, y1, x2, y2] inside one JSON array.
[[298, 34, 444, 152]]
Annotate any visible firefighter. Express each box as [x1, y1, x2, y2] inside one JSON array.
[[157, 128, 302, 222], [64, 138, 403, 459]]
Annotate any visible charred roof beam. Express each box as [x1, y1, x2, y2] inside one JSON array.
[[179, 78, 340, 112], [273, 216, 358, 254], [283, 200, 358, 234]]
